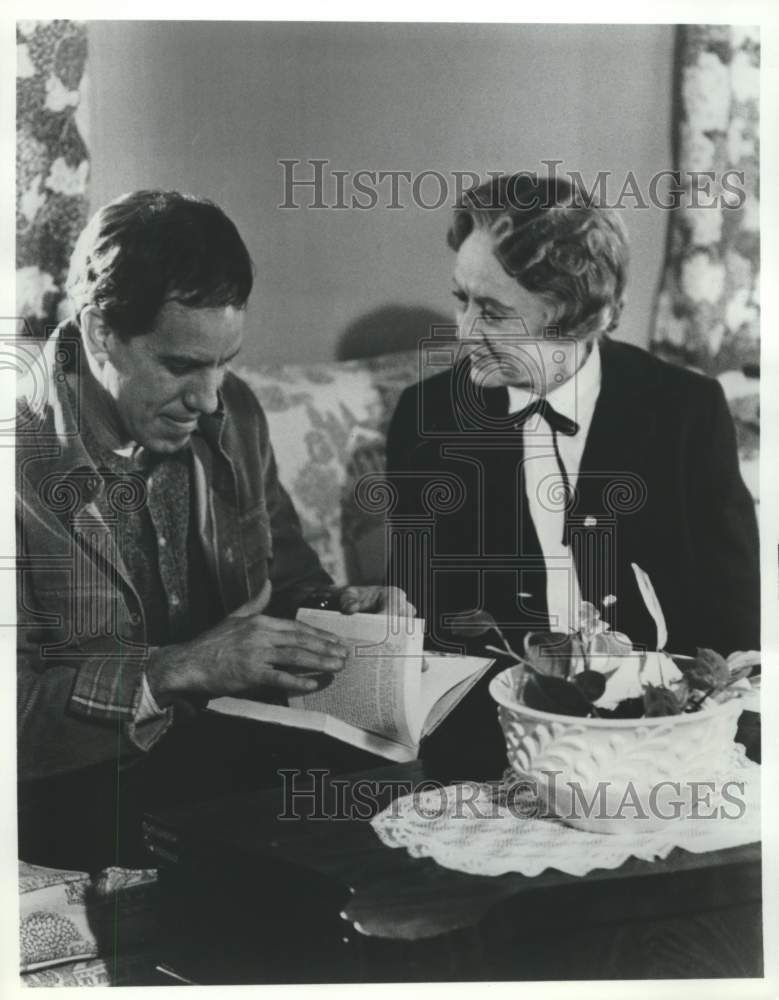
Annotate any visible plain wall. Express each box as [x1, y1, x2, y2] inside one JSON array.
[[88, 22, 675, 367]]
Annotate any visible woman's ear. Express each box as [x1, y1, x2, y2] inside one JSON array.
[[79, 306, 113, 366], [605, 297, 625, 334]]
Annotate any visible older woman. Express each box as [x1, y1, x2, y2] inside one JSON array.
[[386, 173, 758, 663]]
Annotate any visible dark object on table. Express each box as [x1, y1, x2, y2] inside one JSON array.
[[18, 713, 384, 871], [420, 658, 508, 781], [737, 709, 761, 763]]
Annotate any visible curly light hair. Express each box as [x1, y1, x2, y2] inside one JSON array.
[[447, 173, 629, 339]]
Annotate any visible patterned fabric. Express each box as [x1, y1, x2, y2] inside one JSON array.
[[371, 747, 760, 877], [21, 953, 157, 987], [651, 25, 759, 497], [16, 20, 90, 338], [238, 349, 432, 586], [80, 416, 200, 647], [19, 863, 93, 971], [19, 861, 158, 977]]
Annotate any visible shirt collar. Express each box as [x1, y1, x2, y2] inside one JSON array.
[[65, 365, 141, 457], [16, 326, 103, 505], [507, 338, 602, 428]]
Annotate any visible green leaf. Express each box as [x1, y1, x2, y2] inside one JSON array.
[[675, 648, 728, 691], [631, 562, 668, 650], [572, 669, 607, 702], [598, 696, 645, 719], [673, 677, 693, 712], [642, 683, 683, 717], [521, 673, 594, 717], [449, 609, 499, 638], [525, 632, 585, 679], [674, 661, 711, 691], [695, 648, 730, 688]]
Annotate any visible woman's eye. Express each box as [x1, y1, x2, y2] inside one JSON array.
[[481, 311, 503, 323], [451, 290, 467, 307]]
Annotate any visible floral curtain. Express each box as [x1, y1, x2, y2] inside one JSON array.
[[16, 20, 90, 339], [651, 25, 760, 498]]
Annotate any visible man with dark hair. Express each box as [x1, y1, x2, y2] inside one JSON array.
[[17, 190, 411, 867]]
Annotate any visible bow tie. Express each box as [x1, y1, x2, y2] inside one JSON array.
[[512, 397, 579, 547], [511, 397, 579, 437]]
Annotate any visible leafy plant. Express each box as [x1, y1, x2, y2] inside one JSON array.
[[675, 647, 755, 712], [450, 599, 758, 720]]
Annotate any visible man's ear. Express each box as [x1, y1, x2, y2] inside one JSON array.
[[79, 306, 115, 366]]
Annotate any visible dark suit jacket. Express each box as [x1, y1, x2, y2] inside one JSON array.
[[386, 337, 759, 659]]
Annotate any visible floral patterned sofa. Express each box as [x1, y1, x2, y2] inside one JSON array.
[[18, 343, 757, 985], [237, 347, 437, 585]]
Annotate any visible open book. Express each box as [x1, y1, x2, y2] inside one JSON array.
[[208, 609, 493, 762]]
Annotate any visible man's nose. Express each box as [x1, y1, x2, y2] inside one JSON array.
[[457, 305, 483, 341], [183, 369, 222, 414]]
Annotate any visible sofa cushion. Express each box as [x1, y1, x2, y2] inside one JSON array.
[[237, 349, 428, 585], [19, 861, 158, 975], [19, 862, 95, 971]]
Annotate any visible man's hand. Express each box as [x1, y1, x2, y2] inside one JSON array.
[[146, 607, 350, 707], [335, 585, 416, 617]]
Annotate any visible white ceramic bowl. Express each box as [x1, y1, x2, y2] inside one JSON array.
[[489, 663, 743, 834]]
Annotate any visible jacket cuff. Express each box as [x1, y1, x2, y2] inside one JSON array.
[[69, 649, 148, 723], [127, 671, 174, 752]]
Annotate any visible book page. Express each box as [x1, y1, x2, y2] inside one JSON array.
[[293, 610, 425, 748], [206, 698, 416, 761], [207, 696, 328, 732], [322, 716, 417, 763], [208, 619, 492, 759], [420, 655, 494, 738]]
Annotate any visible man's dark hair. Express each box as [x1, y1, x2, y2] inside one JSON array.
[[67, 190, 254, 337]]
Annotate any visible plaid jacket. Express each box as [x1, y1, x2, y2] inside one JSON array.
[[17, 326, 331, 781]]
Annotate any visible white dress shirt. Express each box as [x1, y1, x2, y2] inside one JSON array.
[[507, 341, 602, 633]]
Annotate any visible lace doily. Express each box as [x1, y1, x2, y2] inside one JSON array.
[[371, 746, 760, 878]]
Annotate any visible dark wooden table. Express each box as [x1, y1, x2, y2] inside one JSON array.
[[145, 730, 763, 984]]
